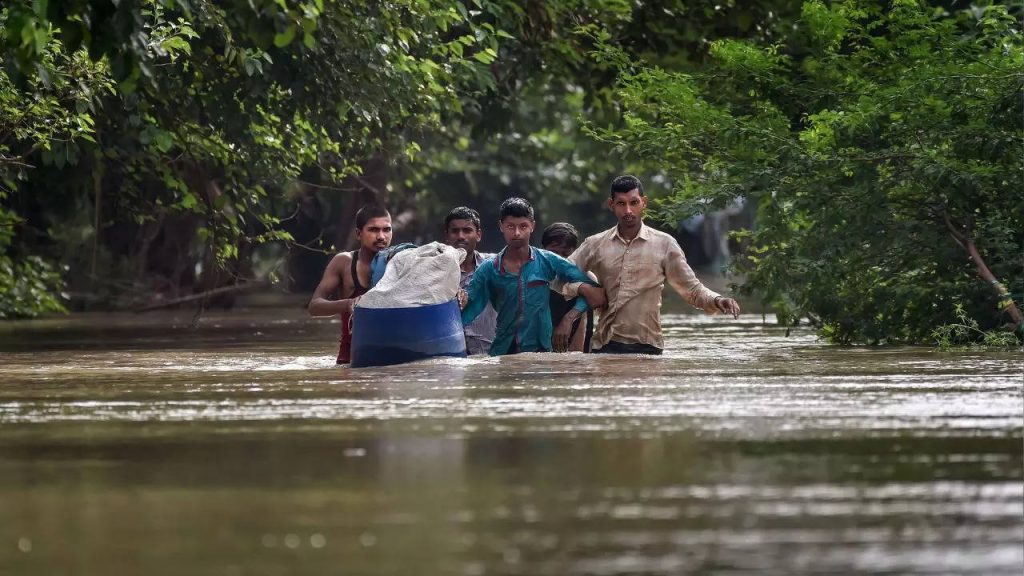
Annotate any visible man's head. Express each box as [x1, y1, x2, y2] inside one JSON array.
[[607, 174, 647, 230], [444, 206, 483, 254], [354, 204, 393, 253], [541, 222, 579, 259], [498, 197, 535, 250]]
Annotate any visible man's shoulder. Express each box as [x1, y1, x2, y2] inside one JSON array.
[[474, 254, 498, 274], [329, 250, 354, 271], [641, 225, 681, 246], [583, 226, 618, 244], [534, 247, 574, 269]]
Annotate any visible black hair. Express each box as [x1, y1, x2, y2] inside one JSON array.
[[610, 174, 644, 198], [444, 206, 482, 231], [354, 204, 391, 229], [541, 222, 579, 249], [498, 197, 534, 221]]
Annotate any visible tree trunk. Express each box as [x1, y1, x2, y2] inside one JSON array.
[[91, 154, 104, 283], [944, 213, 1023, 329], [963, 238, 1023, 328]]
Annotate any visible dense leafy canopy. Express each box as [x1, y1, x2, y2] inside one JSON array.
[[594, 0, 1023, 343], [0, 0, 1019, 344]]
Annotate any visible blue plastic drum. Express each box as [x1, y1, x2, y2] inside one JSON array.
[[350, 299, 468, 368]]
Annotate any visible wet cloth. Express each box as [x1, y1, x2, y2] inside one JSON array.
[[460, 251, 498, 355], [369, 243, 417, 287], [591, 340, 662, 355], [566, 223, 721, 350], [461, 247, 597, 356], [357, 242, 465, 309], [337, 250, 370, 365]]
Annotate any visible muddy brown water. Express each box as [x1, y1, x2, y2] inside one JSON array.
[[0, 305, 1021, 575]]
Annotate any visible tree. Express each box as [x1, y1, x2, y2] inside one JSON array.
[[593, 0, 1022, 343], [0, 7, 114, 317], [1, 0, 525, 313]]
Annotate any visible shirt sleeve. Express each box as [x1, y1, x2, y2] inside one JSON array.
[[665, 237, 721, 313], [548, 251, 598, 312], [461, 265, 490, 325], [554, 238, 594, 299]]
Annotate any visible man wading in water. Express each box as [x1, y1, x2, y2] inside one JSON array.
[[458, 197, 602, 356], [308, 204, 393, 364], [542, 222, 594, 353], [444, 206, 498, 355], [562, 175, 741, 355]]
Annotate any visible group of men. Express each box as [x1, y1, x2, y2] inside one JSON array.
[[309, 175, 741, 363]]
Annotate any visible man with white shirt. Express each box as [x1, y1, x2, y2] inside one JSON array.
[[566, 175, 741, 355]]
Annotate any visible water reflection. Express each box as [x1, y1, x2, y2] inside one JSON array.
[[0, 308, 1021, 575]]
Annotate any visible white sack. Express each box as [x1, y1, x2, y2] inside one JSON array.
[[356, 242, 466, 309]]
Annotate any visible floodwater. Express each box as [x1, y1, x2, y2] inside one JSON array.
[[0, 304, 1021, 575]]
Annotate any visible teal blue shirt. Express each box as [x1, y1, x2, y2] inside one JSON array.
[[461, 246, 598, 356]]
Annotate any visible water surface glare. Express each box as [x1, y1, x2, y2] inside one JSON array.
[[0, 308, 1021, 575]]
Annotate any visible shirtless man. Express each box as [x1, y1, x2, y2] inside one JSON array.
[[308, 204, 393, 364]]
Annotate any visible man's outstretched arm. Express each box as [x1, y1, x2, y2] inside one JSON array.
[[665, 241, 740, 318], [554, 240, 607, 309], [459, 266, 491, 326]]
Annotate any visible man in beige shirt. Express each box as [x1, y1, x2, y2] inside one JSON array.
[[565, 175, 741, 354]]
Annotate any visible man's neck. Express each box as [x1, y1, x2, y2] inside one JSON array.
[[357, 246, 379, 263], [617, 221, 643, 241], [503, 244, 531, 263], [460, 249, 477, 272]]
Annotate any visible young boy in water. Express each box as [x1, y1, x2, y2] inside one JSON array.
[[458, 198, 602, 356], [542, 222, 594, 352]]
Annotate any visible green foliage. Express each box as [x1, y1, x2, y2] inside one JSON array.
[[932, 303, 1022, 350], [0, 205, 66, 318], [597, 0, 1023, 344], [0, 251, 67, 319], [3, 0, 632, 314]]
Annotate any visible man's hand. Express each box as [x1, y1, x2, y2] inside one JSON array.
[[578, 284, 607, 310], [553, 311, 580, 352], [457, 289, 468, 310], [715, 297, 741, 319]]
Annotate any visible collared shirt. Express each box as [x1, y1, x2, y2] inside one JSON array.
[[462, 246, 596, 356], [569, 223, 721, 350], [460, 251, 497, 353]]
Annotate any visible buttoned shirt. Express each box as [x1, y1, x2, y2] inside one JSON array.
[[460, 251, 497, 353], [568, 223, 721, 350], [462, 247, 596, 356]]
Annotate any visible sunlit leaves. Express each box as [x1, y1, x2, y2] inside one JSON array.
[[598, 0, 1023, 343]]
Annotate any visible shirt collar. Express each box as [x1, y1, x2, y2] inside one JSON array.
[[612, 221, 650, 244], [495, 245, 535, 274]]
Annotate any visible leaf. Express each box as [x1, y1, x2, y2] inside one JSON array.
[[274, 25, 296, 48], [181, 192, 198, 210], [154, 131, 174, 153], [473, 50, 495, 64]]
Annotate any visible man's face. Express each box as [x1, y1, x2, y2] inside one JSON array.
[[357, 216, 393, 253], [499, 216, 534, 250], [445, 218, 481, 253], [608, 188, 647, 228], [543, 241, 576, 259]]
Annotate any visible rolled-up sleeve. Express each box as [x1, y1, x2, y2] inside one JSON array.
[[665, 239, 720, 313]]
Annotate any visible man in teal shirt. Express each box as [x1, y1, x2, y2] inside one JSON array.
[[459, 197, 602, 356]]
